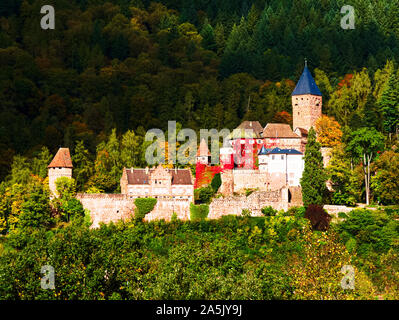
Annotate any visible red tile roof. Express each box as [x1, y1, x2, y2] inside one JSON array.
[[48, 148, 73, 168]]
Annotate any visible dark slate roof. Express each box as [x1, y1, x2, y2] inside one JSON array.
[[258, 145, 269, 155], [292, 65, 322, 96], [126, 168, 193, 185], [267, 148, 303, 155], [48, 148, 73, 168]]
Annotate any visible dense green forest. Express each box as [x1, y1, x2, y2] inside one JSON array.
[[1, 0, 399, 181], [0, 204, 398, 299]]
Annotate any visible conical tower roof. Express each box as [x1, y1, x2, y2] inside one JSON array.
[[258, 145, 268, 155], [292, 64, 322, 96], [197, 139, 211, 156], [48, 148, 73, 168]]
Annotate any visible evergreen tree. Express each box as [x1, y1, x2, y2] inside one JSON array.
[[378, 72, 399, 136], [200, 20, 216, 51], [73, 141, 93, 192], [300, 128, 328, 206]]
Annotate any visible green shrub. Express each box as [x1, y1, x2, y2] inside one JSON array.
[[61, 198, 85, 222], [241, 209, 252, 217], [211, 173, 222, 193], [195, 186, 214, 204], [245, 188, 257, 197], [190, 203, 209, 221], [338, 212, 348, 219], [286, 206, 306, 218], [134, 198, 157, 220], [332, 191, 356, 207], [261, 206, 277, 217]]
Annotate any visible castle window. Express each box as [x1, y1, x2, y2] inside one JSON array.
[[281, 155, 284, 160], [272, 155, 275, 160]]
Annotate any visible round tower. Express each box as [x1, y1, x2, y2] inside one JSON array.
[[258, 145, 269, 173], [48, 148, 73, 197], [292, 61, 322, 132]]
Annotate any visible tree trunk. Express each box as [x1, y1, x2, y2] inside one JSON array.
[[363, 153, 369, 205]]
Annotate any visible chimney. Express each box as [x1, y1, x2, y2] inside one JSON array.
[[145, 167, 149, 175]]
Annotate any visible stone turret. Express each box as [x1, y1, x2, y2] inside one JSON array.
[[196, 138, 211, 165], [48, 148, 73, 197], [292, 61, 322, 132]]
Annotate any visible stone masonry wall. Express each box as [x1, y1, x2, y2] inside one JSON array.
[[208, 188, 291, 219], [77, 194, 135, 229], [77, 194, 192, 227], [77, 187, 303, 227], [144, 199, 191, 222]]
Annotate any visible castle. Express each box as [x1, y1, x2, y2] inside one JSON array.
[[198, 63, 323, 196], [48, 63, 324, 226]]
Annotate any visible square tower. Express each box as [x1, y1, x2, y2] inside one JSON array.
[[292, 63, 322, 132]]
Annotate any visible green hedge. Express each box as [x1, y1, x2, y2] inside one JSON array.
[[190, 203, 209, 221], [134, 198, 157, 220]]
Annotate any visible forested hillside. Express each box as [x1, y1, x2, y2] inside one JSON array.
[[1, 0, 399, 182]]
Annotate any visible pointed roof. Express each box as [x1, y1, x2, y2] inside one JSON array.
[[236, 121, 264, 138], [48, 148, 73, 168], [292, 65, 322, 96], [197, 139, 211, 157], [258, 145, 269, 155]]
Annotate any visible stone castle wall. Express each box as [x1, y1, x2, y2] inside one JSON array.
[[77, 193, 192, 228], [220, 170, 286, 195], [77, 194, 135, 229], [77, 187, 302, 227], [145, 199, 191, 222], [208, 187, 302, 219], [232, 170, 269, 192]]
